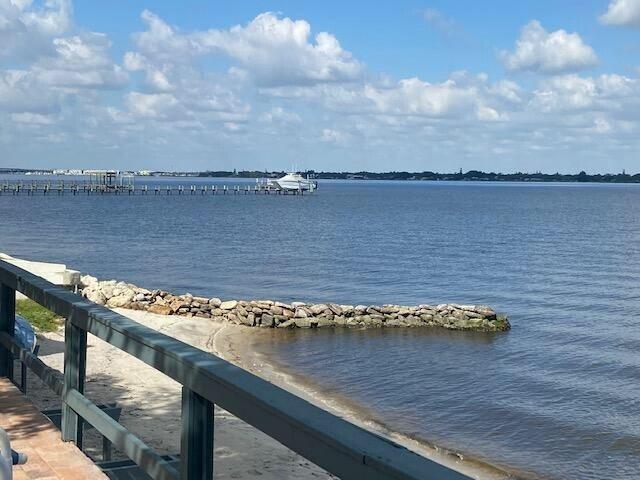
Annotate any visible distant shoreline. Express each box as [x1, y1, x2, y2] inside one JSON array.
[[2, 168, 640, 184]]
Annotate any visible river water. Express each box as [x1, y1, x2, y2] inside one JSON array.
[[1, 175, 639, 479]]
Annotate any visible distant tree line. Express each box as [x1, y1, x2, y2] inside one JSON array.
[[5, 168, 640, 183], [197, 169, 640, 183]]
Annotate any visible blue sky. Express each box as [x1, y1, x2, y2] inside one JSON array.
[[1, 0, 640, 172]]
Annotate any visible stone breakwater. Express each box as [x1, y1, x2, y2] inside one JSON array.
[[80, 276, 510, 332]]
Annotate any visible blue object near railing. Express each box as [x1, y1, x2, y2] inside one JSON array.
[[0, 259, 471, 480]]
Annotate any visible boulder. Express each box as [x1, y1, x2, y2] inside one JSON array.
[[170, 299, 189, 312], [277, 319, 297, 329], [101, 285, 116, 299], [295, 318, 312, 328], [294, 308, 308, 318], [405, 316, 423, 327], [107, 292, 135, 308], [309, 304, 329, 315], [261, 314, 275, 327], [80, 275, 98, 287], [148, 304, 173, 315], [86, 289, 106, 305], [334, 316, 348, 326], [354, 305, 367, 314], [209, 298, 222, 307], [239, 313, 254, 326], [363, 315, 383, 327], [220, 300, 238, 310]]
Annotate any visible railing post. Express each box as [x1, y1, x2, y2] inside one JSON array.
[[62, 313, 87, 448], [0, 283, 15, 380], [181, 387, 214, 479]]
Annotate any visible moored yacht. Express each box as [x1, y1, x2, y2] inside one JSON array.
[[268, 172, 318, 192]]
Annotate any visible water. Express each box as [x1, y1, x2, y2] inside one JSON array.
[[1, 176, 639, 479]]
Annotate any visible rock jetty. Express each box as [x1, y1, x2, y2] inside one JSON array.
[[80, 276, 510, 332]]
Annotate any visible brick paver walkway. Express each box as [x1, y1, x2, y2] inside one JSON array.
[[0, 378, 107, 479]]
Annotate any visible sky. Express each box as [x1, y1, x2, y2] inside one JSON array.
[[1, 1, 640, 173]]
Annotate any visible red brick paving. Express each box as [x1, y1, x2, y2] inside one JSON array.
[[0, 378, 106, 479]]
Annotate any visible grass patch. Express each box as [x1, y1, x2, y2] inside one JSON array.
[[16, 299, 63, 332]]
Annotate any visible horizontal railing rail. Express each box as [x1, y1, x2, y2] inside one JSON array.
[[0, 259, 471, 480]]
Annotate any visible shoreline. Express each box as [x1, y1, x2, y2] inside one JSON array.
[[11, 255, 517, 478], [211, 324, 525, 480]]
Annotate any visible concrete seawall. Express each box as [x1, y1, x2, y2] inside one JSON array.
[[81, 276, 510, 332]]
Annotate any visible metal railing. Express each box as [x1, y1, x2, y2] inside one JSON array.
[[0, 260, 470, 480]]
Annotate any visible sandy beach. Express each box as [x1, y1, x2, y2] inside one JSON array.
[[25, 308, 512, 480]]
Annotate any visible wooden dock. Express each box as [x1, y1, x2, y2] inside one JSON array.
[[0, 181, 312, 196], [0, 378, 106, 479]]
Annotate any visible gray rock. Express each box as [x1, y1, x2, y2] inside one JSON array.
[[209, 298, 222, 307], [80, 275, 98, 287], [107, 292, 135, 308], [239, 313, 254, 326], [295, 318, 312, 328], [315, 317, 335, 328], [334, 316, 348, 326], [261, 314, 274, 327], [86, 289, 106, 305], [220, 300, 238, 310], [277, 319, 297, 329], [309, 304, 329, 315]]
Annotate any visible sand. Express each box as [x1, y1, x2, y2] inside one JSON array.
[[25, 308, 511, 480]]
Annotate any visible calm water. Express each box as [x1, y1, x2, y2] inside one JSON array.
[[1, 176, 640, 479]]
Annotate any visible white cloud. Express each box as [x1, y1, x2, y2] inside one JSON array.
[[34, 33, 128, 89], [423, 8, 457, 37], [125, 92, 180, 119], [260, 107, 301, 124], [130, 11, 363, 87], [501, 21, 598, 74], [10, 112, 55, 124], [124, 51, 172, 91], [0, 0, 72, 58], [321, 128, 348, 143], [0, 69, 59, 113], [363, 77, 478, 117], [529, 74, 640, 113], [3, 4, 640, 171], [600, 0, 640, 27]]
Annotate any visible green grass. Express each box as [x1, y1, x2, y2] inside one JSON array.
[[16, 299, 63, 332]]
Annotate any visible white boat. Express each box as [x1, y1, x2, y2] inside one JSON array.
[[268, 173, 318, 192]]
